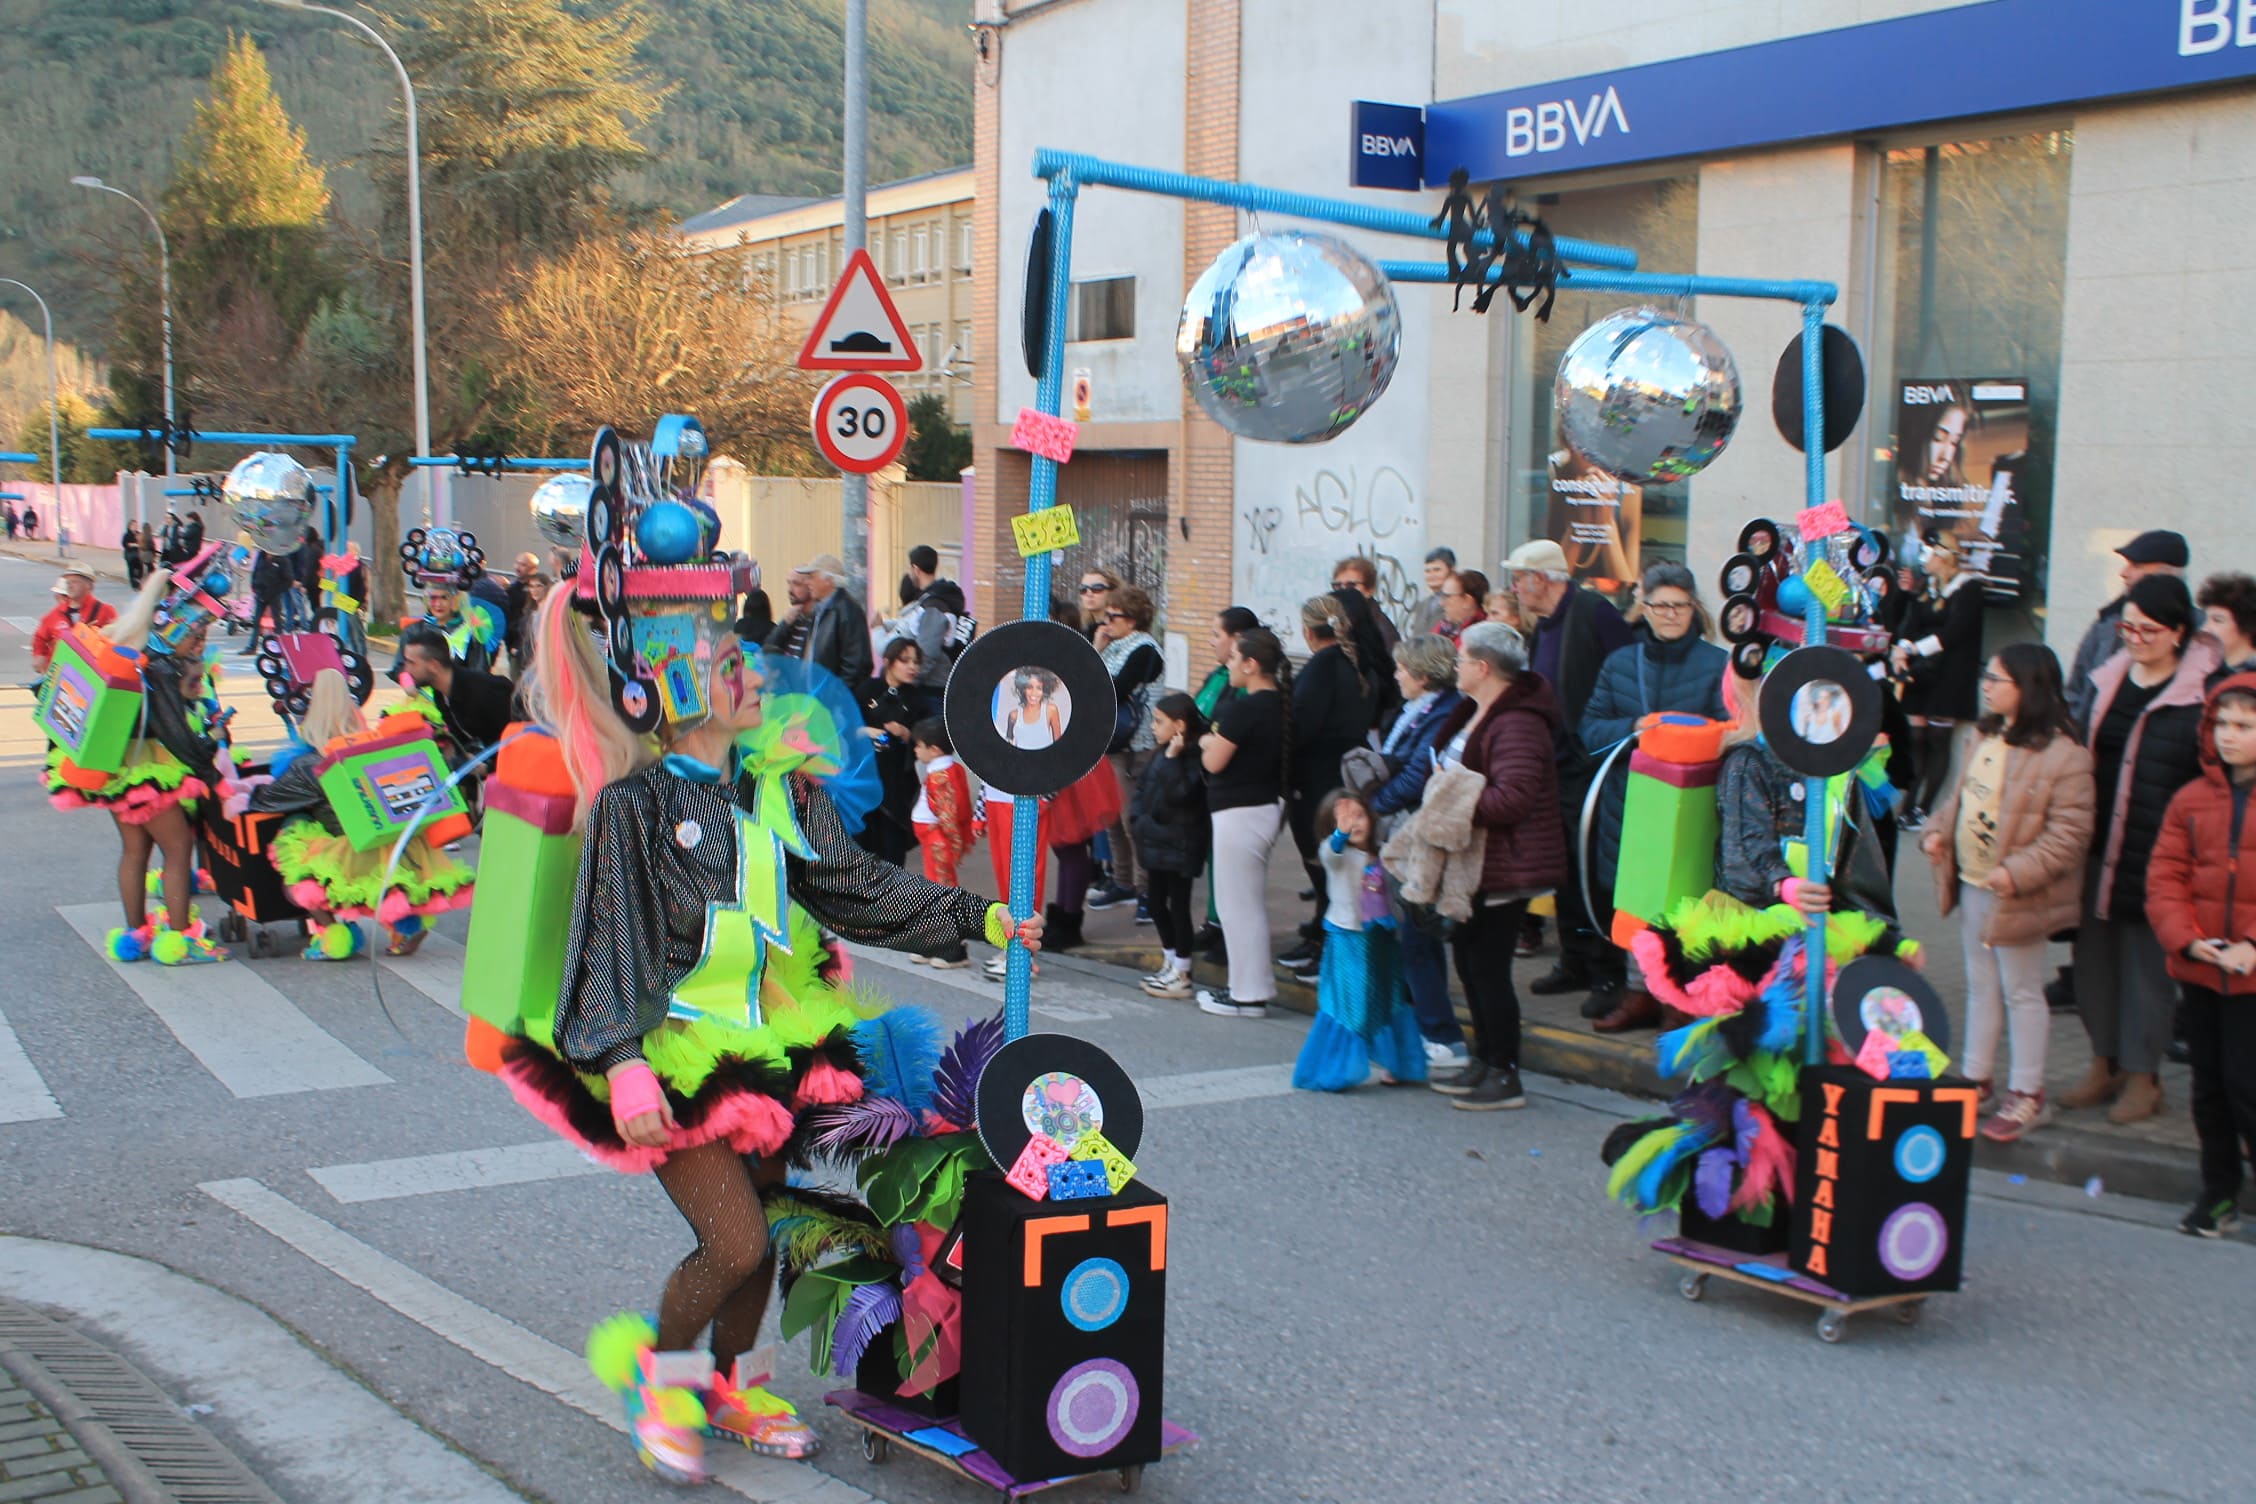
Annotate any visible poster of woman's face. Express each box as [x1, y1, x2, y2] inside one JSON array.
[[993, 667, 1070, 751]]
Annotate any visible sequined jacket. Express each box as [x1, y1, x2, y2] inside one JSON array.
[[554, 765, 993, 1073]]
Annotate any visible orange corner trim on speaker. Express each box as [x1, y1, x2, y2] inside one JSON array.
[[1865, 1088, 1919, 1139], [1106, 1204, 1168, 1271], [1023, 1214, 1091, 1286]]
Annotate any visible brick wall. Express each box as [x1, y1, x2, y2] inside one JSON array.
[[1172, 0, 1242, 639]]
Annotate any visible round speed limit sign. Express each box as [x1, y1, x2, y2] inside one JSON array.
[[811, 373, 909, 474]]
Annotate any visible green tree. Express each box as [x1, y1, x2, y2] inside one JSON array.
[[902, 392, 969, 482], [163, 33, 338, 334], [16, 390, 112, 484]]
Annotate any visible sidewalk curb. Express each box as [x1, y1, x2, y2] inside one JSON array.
[[1070, 938, 2203, 1206], [0, 1237, 531, 1504]]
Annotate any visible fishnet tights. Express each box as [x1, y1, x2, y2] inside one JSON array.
[[653, 1142, 786, 1368]]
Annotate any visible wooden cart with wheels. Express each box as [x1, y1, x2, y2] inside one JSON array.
[[1656, 1236, 1931, 1344], [824, 1389, 1193, 1498], [195, 783, 310, 957]]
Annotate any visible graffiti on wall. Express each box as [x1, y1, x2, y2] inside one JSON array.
[[1236, 463, 1423, 652]]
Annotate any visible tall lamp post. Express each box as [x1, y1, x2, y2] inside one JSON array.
[[258, 0, 433, 519], [0, 278, 64, 544], [70, 176, 173, 477]]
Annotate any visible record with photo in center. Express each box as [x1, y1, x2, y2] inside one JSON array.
[[976, 1032, 1144, 1171], [1757, 643, 1881, 778], [1830, 955, 1953, 1059], [946, 619, 1115, 798]]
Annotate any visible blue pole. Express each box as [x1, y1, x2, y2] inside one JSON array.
[[1379, 260, 1836, 308], [1004, 169, 1081, 1043], [1798, 301, 1831, 1068], [1034, 150, 1639, 271], [405, 456, 591, 472]]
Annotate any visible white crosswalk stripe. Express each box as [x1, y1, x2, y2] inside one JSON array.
[[1, 615, 38, 635], [198, 1178, 878, 1504], [0, 1005, 62, 1123], [310, 1140, 605, 1204], [57, 902, 393, 1098], [373, 930, 466, 1017]]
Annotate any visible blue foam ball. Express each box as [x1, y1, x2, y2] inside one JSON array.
[[1776, 575, 1812, 616], [686, 498, 722, 555], [202, 572, 231, 597], [636, 502, 702, 566]]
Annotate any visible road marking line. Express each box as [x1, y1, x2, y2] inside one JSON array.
[[1029, 1002, 1110, 1022], [0, 1006, 62, 1123], [373, 931, 466, 1017], [198, 1179, 877, 1504], [310, 1140, 606, 1204], [57, 902, 393, 1098], [1, 615, 36, 634], [1141, 1062, 1296, 1110]]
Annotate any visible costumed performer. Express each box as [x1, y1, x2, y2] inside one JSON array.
[[503, 575, 1042, 1485], [1293, 786, 1425, 1090], [46, 565, 233, 966], [246, 668, 475, 959]]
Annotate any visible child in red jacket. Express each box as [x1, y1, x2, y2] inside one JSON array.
[[912, 717, 975, 968], [2145, 672, 2256, 1238]]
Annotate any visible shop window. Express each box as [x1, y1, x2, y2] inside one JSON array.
[[1505, 176, 1700, 589], [1066, 276, 1135, 342], [1866, 130, 2072, 643]]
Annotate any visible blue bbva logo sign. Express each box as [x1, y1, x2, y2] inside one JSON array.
[[1351, 100, 1425, 192], [2181, 0, 2256, 52]]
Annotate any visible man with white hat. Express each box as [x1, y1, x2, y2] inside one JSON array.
[[30, 563, 116, 678], [1504, 537, 1634, 1009], [766, 552, 871, 686]]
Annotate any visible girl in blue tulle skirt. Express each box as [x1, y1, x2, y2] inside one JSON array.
[[1293, 788, 1428, 1091]]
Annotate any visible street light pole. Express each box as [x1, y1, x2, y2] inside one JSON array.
[[839, 0, 870, 606], [0, 279, 64, 543], [69, 177, 172, 477], [259, 0, 433, 519]]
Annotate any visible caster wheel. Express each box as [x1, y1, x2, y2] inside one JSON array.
[[1678, 1272, 1707, 1302], [1894, 1300, 1925, 1327], [860, 1430, 890, 1464], [1816, 1310, 1847, 1344], [1119, 1464, 1144, 1494]]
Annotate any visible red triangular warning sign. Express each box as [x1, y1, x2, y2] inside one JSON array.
[[796, 247, 923, 372]]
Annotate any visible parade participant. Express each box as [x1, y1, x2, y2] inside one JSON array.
[[47, 567, 231, 965], [30, 565, 115, 677], [495, 515, 1036, 1485], [249, 669, 474, 959]]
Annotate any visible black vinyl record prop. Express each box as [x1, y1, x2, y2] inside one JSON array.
[[1023, 208, 1056, 380], [975, 1033, 1145, 1170], [1772, 325, 1866, 453], [1830, 955, 1953, 1058], [946, 619, 1113, 798], [1757, 644, 1881, 778]]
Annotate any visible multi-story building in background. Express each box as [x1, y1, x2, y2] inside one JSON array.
[[678, 166, 976, 426]]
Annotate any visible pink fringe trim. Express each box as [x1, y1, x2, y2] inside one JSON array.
[[52, 777, 206, 825], [376, 885, 475, 927], [498, 1059, 796, 1174], [1682, 967, 1763, 1018], [793, 1059, 864, 1108], [1632, 931, 1691, 1011]]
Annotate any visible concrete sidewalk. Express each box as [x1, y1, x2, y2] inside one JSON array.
[[0, 1239, 530, 1504]]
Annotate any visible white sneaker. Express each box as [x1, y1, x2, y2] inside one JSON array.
[[928, 954, 972, 970], [909, 955, 932, 967], [1142, 973, 1193, 999], [1423, 1038, 1469, 1069], [1196, 989, 1268, 1019], [1141, 961, 1179, 986]]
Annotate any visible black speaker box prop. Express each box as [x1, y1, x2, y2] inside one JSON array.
[[1678, 1200, 1790, 1258], [1790, 1066, 1977, 1297], [958, 1171, 1167, 1480]]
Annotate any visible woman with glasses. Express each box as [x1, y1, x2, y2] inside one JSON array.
[[2067, 573, 2218, 1125], [1920, 644, 2094, 1141], [1076, 568, 1120, 638], [1435, 568, 1489, 646], [1573, 561, 1729, 1032]]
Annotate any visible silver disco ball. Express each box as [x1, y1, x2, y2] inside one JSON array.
[[1555, 309, 1743, 484], [221, 450, 317, 554], [1176, 230, 1400, 444], [529, 471, 594, 550]]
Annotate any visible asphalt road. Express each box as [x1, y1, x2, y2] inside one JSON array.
[[0, 553, 2249, 1504]]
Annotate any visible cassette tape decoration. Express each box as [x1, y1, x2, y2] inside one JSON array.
[[316, 712, 470, 852], [253, 630, 374, 719], [573, 416, 751, 737]]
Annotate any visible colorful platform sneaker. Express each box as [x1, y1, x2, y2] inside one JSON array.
[[705, 1354, 821, 1460], [304, 921, 366, 962], [151, 918, 227, 967], [588, 1313, 709, 1486]]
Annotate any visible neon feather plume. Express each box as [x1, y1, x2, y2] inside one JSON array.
[[806, 1096, 921, 1158], [929, 1012, 1005, 1132], [763, 1184, 891, 1292], [1657, 1015, 1728, 1081], [829, 1281, 903, 1378], [851, 1006, 944, 1113], [1637, 1119, 1719, 1211], [1731, 1101, 1797, 1213], [1693, 1147, 1737, 1219], [1605, 1123, 1683, 1208]]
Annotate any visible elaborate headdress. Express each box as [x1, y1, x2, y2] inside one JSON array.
[[142, 543, 233, 657], [572, 414, 753, 734], [399, 523, 486, 593]]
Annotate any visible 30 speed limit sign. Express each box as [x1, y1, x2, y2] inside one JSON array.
[[811, 372, 909, 474]]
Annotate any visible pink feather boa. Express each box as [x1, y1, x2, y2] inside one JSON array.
[[52, 776, 206, 825], [497, 1057, 796, 1174], [288, 880, 475, 926], [1632, 930, 1764, 1018]]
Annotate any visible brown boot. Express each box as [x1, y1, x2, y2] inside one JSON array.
[[2059, 1055, 2123, 1110], [1593, 988, 1664, 1034], [2107, 1071, 2164, 1125]]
